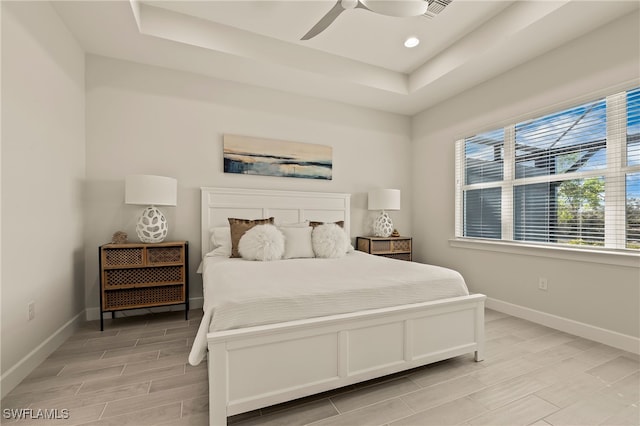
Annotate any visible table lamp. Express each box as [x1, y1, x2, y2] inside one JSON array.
[[368, 189, 400, 238], [125, 175, 177, 243]]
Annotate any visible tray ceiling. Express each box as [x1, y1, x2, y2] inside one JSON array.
[[52, 0, 639, 115]]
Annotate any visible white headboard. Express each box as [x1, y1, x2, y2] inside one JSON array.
[[201, 187, 351, 255]]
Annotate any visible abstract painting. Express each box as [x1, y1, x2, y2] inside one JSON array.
[[223, 134, 332, 180]]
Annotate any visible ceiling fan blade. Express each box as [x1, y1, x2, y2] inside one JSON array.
[[301, 1, 346, 40]]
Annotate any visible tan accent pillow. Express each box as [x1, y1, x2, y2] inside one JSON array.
[[310, 220, 344, 228], [228, 217, 274, 258]]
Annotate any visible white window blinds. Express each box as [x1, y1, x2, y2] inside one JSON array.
[[514, 98, 606, 246], [462, 129, 504, 239], [455, 86, 640, 251], [626, 88, 640, 248]]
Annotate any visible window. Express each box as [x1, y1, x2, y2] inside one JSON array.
[[465, 129, 504, 184], [462, 129, 503, 239], [628, 88, 640, 166], [455, 87, 640, 251], [464, 187, 502, 239], [627, 88, 640, 248], [627, 173, 640, 249]]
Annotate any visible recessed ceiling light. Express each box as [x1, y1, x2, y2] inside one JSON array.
[[404, 37, 420, 48]]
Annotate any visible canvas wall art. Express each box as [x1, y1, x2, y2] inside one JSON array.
[[223, 134, 332, 180]]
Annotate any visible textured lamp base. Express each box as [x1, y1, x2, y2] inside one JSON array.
[[373, 211, 394, 237], [136, 206, 168, 243]]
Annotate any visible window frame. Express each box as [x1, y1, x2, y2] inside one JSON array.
[[454, 88, 640, 264]]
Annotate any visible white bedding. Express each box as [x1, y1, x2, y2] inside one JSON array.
[[188, 251, 469, 365]]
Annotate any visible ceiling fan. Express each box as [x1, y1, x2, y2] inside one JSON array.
[[301, 0, 452, 40]]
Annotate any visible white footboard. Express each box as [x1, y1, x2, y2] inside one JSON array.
[[206, 294, 485, 426]]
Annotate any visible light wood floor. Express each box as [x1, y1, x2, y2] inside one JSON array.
[[1, 309, 638, 425]]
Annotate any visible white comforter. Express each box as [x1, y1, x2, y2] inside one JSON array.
[[188, 251, 469, 365]]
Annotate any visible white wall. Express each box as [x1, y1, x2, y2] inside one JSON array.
[[3, 3, 638, 399], [1, 1, 86, 396], [84, 56, 412, 314], [412, 13, 640, 339]]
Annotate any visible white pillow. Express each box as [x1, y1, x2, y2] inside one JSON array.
[[279, 226, 314, 259], [208, 246, 231, 257], [312, 223, 350, 258], [208, 227, 232, 257], [238, 224, 285, 261]]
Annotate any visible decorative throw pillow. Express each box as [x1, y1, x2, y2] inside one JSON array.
[[238, 224, 285, 261], [311, 223, 350, 258], [309, 220, 344, 228], [279, 226, 314, 259], [228, 217, 275, 258]]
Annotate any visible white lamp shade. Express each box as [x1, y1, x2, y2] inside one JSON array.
[[125, 175, 177, 206], [368, 189, 400, 211]]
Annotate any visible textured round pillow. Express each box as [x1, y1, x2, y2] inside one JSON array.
[[238, 224, 285, 261], [312, 223, 349, 258]]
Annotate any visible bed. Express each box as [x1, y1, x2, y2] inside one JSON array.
[[191, 187, 485, 425]]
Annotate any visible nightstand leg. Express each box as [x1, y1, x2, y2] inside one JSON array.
[[184, 243, 189, 321], [100, 312, 104, 331]]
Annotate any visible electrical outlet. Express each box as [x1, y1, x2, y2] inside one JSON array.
[[538, 277, 548, 291], [28, 301, 35, 321]]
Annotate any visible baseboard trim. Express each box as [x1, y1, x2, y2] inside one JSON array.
[[486, 297, 640, 355], [85, 297, 204, 321], [0, 311, 84, 399]]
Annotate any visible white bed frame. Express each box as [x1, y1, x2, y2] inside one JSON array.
[[200, 187, 485, 425]]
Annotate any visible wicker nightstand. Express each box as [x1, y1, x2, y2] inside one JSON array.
[[356, 236, 412, 261], [99, 241, 189, 330]]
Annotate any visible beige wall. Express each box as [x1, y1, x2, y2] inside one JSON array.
[[1, 1, 86, 393], [411, 12, 640, 338], [84, 56, 412, 314]]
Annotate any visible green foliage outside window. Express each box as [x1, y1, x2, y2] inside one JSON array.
[[557, 178, 605, 246]]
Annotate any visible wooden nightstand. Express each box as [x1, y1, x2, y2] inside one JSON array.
[[99, 241, 189, 330], [356, 236, 412, 261]]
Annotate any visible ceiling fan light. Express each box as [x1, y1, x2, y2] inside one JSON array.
[[340, 0, 359, 9], [359, 0, 429, 17], [404, 36, 420, 48]]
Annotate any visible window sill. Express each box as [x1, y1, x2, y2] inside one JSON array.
[[449, 238, 640, 268]]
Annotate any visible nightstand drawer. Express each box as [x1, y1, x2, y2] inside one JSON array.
[[147, 246, 184, 265], [370, 239, 411, 253], [356, 236, 412, 261], [103, 266, 183, 288], [103, 247, 144, 267], [103, 285, 185, 310], [383, 252, 412, 262]]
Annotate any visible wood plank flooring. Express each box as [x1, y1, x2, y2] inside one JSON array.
[[1, 309, 638, 425]]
